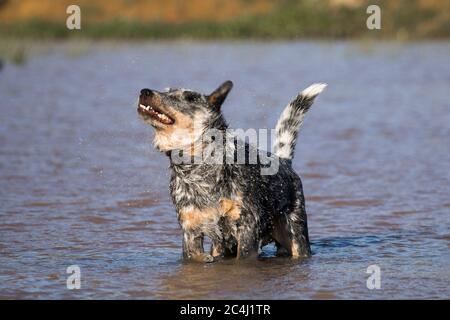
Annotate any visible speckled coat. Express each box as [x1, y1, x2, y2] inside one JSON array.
[[137, 81, 326, 262]]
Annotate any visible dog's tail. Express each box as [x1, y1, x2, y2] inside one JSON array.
[[273, 83, 327, 160]]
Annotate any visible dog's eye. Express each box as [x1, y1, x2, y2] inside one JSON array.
[[183, 92, 200, 103]]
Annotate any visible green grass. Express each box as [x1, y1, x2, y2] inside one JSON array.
[[0, 0, 448, 40]]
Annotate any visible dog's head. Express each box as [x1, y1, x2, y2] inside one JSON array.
[[138, 81, 233, 152]]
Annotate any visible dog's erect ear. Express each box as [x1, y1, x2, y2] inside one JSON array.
[[207, 80, 233, 109]]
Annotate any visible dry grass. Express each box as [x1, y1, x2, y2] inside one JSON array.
[[0, 0, 448, 39]]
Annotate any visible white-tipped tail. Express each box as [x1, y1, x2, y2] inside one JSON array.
[[301, 83, 327, 98], [273, 83, 327, 160]]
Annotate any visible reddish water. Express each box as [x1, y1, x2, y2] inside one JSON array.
[[0, 41, 449, 299]]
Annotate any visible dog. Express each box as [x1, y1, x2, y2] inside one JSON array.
[[137, 81, 326, 262]]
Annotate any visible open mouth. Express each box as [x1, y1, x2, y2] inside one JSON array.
[[138, 103, 174, 125]]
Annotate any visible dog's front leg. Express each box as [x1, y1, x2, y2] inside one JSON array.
[[236, 225, 259, 259], [210, 239, 224, 258], [182, 231, 214, 263]]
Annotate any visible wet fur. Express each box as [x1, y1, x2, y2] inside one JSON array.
[[138, 82, 326, 262]]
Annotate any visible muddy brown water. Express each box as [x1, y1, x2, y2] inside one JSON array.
[[0, 41, 449, 299]]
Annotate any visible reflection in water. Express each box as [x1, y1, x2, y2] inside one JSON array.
[[156, 257, 307, 299], [0, 41, 449, 299]]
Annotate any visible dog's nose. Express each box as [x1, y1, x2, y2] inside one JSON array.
[[140, 88, 153, 97]]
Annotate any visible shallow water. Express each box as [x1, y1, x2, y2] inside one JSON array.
[[0, 41, 449, 299]]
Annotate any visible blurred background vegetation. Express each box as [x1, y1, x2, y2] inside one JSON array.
[[0, 0, 449, 40]]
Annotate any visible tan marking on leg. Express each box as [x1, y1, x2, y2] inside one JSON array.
[[291, 240, 300, 258], [179, 206, 219, 230], [211, 243, 222, 257]]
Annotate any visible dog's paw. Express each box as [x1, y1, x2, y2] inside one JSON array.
[[191, 253, 215, 263], [203, 254, 215, 263]]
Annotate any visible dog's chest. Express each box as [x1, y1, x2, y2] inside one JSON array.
[[170, 164, 222, 208], [169, 164, 242, 235]]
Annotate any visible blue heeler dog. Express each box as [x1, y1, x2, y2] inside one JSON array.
[[137, 81, 326, 262]]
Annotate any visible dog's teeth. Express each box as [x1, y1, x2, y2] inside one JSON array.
[[138, 103, 170, 123]]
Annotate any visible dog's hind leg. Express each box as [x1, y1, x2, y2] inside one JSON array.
[[272, 194, 311, 258], [275, 241, 290, 256], [272, 214, 310, 258], [272, 214, 294, 255], [286, 189, 311, 258], [286, 210, 311, 258]]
